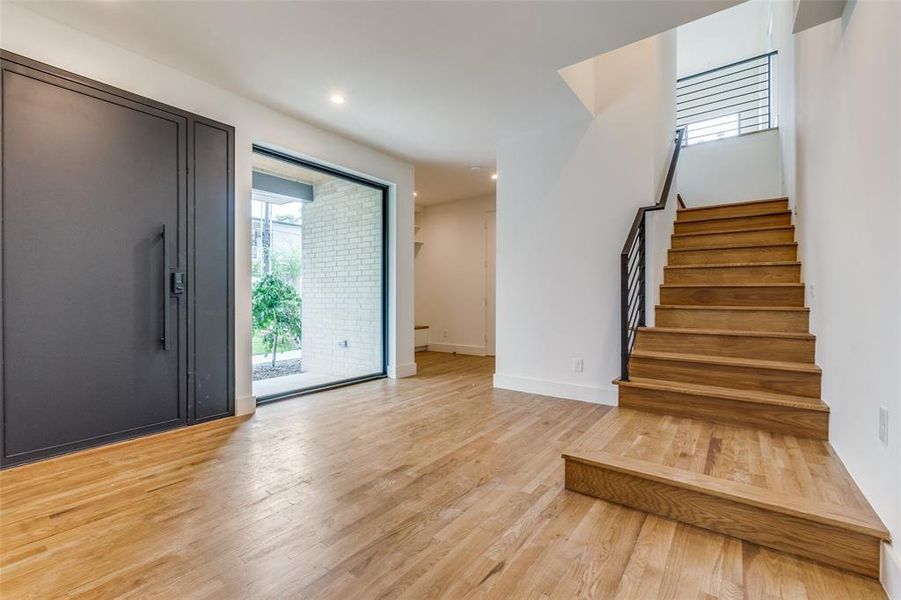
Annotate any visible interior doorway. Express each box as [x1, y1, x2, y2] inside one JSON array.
[[250, 147, 387, 402]]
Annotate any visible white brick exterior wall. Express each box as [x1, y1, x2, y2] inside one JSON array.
[[302, 178, 383, 377]]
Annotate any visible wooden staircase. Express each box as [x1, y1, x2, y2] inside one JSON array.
[[563, 197, 890, 578]]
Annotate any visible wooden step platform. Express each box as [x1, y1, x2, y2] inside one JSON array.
[[659, 283, 805, 306], [664, 261, 802, 284], [668, 242, 798, 265], [616, 376, 829, 438], [672, 226, 795, 249], [634, 327, 815, 362], [628, 350, 822, 397], [676, 197, 788, 221], [655, 304, 810, 332], [674, 211, 792, 234], [563, 408, 890, 578]]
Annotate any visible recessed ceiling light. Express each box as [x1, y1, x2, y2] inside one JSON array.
[[330, 94, 346, 105], [491, 173, 498, 180], [413, 191, 418, 197]]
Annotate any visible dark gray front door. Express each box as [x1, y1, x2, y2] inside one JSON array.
[[1, 63, 187, 464]]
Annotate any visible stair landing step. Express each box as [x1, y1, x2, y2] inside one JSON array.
[[563, 408, 890, 578]]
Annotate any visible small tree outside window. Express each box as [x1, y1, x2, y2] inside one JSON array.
[[252, 274, 302, 367]]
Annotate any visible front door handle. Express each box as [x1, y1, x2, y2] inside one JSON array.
[[160, 225, 171, 350]]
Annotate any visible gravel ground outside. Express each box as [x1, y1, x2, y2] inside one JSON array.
[[253, 358, 303, 381]]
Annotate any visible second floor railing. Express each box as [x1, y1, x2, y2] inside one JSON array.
[[677, 51, 776, 145]]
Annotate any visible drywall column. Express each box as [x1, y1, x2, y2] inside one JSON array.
[[494, 32, 676, 404]]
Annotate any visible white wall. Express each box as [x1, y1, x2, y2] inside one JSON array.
[[678, 129, 785, 206], [414, 194, 495, 355], [773, 0, 798, 206], [494, 32, 676, 404], [792, 1, 901, 592], [677, 0, 775, 77], [0, 4, 417, 414]]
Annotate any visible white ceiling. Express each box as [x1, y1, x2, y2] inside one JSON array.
[[15, 1, 739, 205]]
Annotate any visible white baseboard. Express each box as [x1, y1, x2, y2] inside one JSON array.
[[884, 541, 901, 599], [388, 361, 417, 379], [493, 373, 618, 406], [427, 343, 486, 356], [235, 395, 256, 416]]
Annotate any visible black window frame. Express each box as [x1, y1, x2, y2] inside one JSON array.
[[250, 144, 389, 404]]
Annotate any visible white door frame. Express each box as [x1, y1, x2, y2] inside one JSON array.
[[485, 210, 497, 356]]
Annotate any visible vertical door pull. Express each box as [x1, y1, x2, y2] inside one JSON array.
[[160, 225, 171, 350]]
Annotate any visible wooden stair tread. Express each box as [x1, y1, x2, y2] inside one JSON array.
[[676, 209, 792, 223], [630, 350, 822, 373], [617, 377, 829, 411], [665, 261, 801, 269], [563, 408, 889, 539], [638, 326, 814, 340], [677, 197, 789, 213], [669, 242, 797, 252], [657, 304, 809, 312], [660, 282, 804, 288], [673, 225, 794, 238]]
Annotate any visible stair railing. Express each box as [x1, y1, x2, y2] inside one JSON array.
[[677, 51, 776, 145], [620, 127, 685, 381]]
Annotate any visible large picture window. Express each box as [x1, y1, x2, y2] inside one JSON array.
[[250, 146, 387, 402]]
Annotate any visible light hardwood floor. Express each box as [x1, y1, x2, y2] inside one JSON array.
[[0, 352, 885, 598]]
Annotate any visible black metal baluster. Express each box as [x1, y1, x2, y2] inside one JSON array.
[[675, 51, 777, 144], [619, 128, 684, 381], [767, 54, 773, 129]]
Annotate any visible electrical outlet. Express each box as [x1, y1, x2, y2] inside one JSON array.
[[879, 406, 889, 446], [572, 358, 583, 373], [443, 329, 448, 339]]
